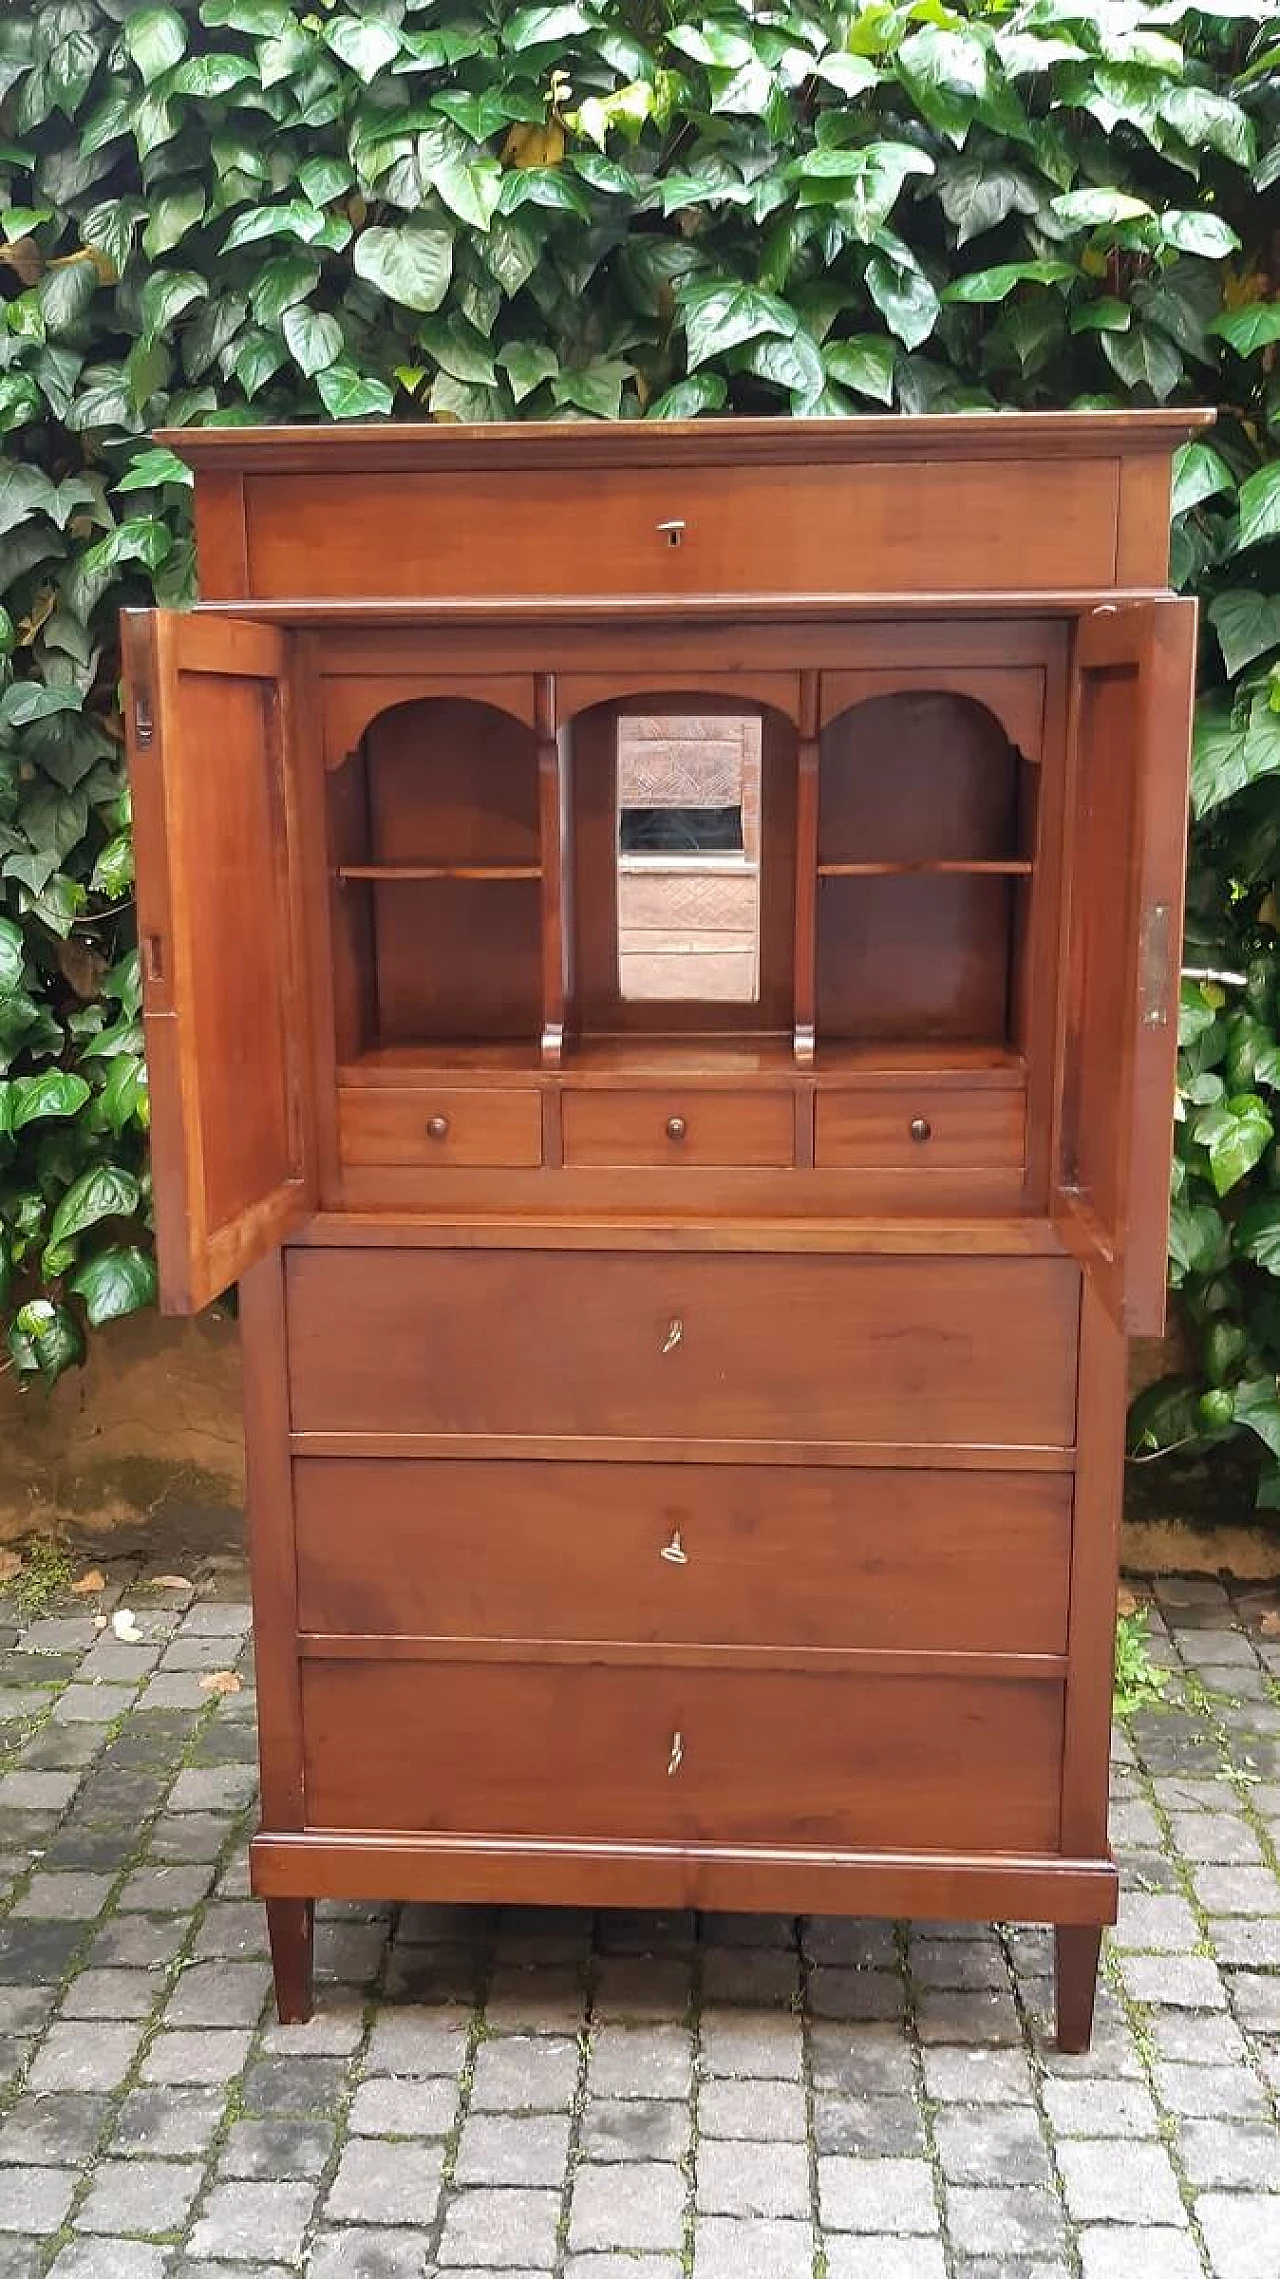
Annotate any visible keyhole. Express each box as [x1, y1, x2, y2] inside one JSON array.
[[657, 519, 686, 548]]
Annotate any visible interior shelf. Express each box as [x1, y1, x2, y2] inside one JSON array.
[[816, 860, 1033, 879], [337, 863, 543, 882]]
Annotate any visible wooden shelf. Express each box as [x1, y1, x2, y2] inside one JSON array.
[[337, 863, 543, 882], [817, 860, 1033, 878]]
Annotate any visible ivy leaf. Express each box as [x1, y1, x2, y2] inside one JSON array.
[[1168, 1198, 1230, 1280], [122, 8, 188, 86], [1208, 593, 1280, 678], [281, 304, 343, 378], [1237, 464, 1280, 553], [1209, 305, 1280, 358], [90, 832, 134, 899], [866, 246, 939, 350], [116, 446, 193, 494], [79, 517, 172, 579], [1234, 1200, 1280, 1277], [0, 682, 81, 732], [170, 53, 256, 99], [69, 1245, 157, 1326], [823, 335, 895, 405], [504, 3, 593, 44], [47, 1161, 141, 1246], [315, 364, 394, 420], [353, 221, 452, 313], [0, 463, 59, 538], [139, 269, 208, 337], [200, 0, 293, 31], [1232, 1376, 1280, 1462], [419, 317, 498, 388], [1052, 188, 1153, 229], [937, 161, 1034, 247], [247, 256, 318, 329], [1101, 323, 1183, 402], [323, 18, 399, 84], [943, 261, 1076, 304], [1192, 692, 1280, 818], [646, 374, 729, 419], [495, 341, 558, 404], [1191, 1095, 1275, 1195], [9, 1070, 91, 1128], [1171, 442, 1235, 518], [1160, 210, 1241, 259], [0, 916, 24, 996], [681, 280, 797, 369], [9, 1298, 84, 1384], [428, 150, 503, 234]]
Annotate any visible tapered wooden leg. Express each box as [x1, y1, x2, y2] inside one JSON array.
[[1055, 1924, 1102, 2054], [267, 1898, 315, 2025]]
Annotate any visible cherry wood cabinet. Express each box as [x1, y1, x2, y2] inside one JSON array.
[[121, 412, 1209, 2048]]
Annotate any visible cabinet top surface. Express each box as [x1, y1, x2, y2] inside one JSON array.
[[160, 408, 1211, 475]]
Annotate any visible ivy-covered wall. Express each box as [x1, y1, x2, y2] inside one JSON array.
[[1, 0, 1278, 1503]]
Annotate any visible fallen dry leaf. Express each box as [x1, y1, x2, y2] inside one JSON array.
[[199, 1669, 242, 1696], [1259, 1609, 1280, 1639], [111, 1608, 143, 1644], [1117, 1586, 1141, 1618], [94, 1615, 108, 1630], [150, 1574, 193, 1592], [0, 1548, 22, 1586], [71, 1568, 107, 1597]]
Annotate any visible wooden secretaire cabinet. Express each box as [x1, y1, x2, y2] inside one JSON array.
[[122, 412, 1209, 2049]]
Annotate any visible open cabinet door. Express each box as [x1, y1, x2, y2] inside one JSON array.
[[1055, 599, 1197, 1337], [121, 611, 316, 1313]]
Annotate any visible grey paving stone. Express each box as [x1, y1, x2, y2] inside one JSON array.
[[819, 2155, 938, 2234], [147, 1812, 231, 1864], [569, 2161, 685, 2252], [109, 2086, 227, 2158], [324, 2137, 444, 2225], [0, 2241, 40, 2279], [809, 1966, 906, 2021], [179, 1604, 254, 1637], [1078, 2232, 1202, 2279], [0, 2167, 77, 2234], [468, 2030, 577, 2109], [186, 2180, 318, 2263], [593, 1956, 692, 2023], [28, 2020, 145, 2092], [75, 2157, 203, 2236], [0, 1919, 83, 1985], [52, 1683, 131, 1723], [698, 2076, 806, 2142], [257, 2002, 364, 2056], [115, 1864, 214, 1913], [241, 2054, 350, 2114], [1197, 2192, 1280, 2279], [915, 1987, 1022, 2044], [1177, 2118, 1280, 2188], [0, 1988, 56, 2038], [348, 2073, 457, 2137], [1113, 1893, 1202, 1950], [139, 2028, 253, 2085], [1212, 1916, 1280, 1968], [944, 2186, 1068, 2258], [163, 1961, 270, 2029], [1148, 2008, 1250, 2068], [168, 1765, 258, 1813], [1191, 1864, 1280, 1913], [920, 2046, 1036, 2105], [1154, 2061, 1271, 2119], [909, 1935, 1008, 1991], [62, 1966, 161, 2021], [89, 1916, 187, 1971], [934, 2104, 1052, 2186], [697, 2137, 810, 2219], [47, 2245, 169, 2279], [1168, 1812, 1264, 1864], [566, 2259, 681, 2279], [0, 2092, 110, 2168], [1041, 2077, 1160, 2137], [10, 1870, 114, 1920], [580, 2097, 688, 2163], [454, 2111, 572, 2188], [692, 2217, 814, 2278], [1230, 1970, 1280, 2031], [826, 2245, 948, 2279], [362, 2007, 471, 2078], [588, 2025, 692, 2100], [305, 2232, 443, 2279], [438, 2185, 562, 2266], [1056, 2138, 1187, 2227], [79, 1642, 161, 1684], [1122, 1953, 1230, 2009], [192, 1902, 269, 1960], [813, 2091, 926, 2158], [218, 2116, 335, 2179]]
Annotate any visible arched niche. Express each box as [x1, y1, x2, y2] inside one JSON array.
[[328, 693, 542, 1058], [816, 690, 1034, 1048]]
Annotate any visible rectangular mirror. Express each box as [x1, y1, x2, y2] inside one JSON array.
[[616, 715, 762, 1002]]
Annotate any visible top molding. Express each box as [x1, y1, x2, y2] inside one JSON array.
[[158, 411, 1214, 607]]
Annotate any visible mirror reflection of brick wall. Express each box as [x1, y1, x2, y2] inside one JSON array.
[[616, 715, 762, 1002]]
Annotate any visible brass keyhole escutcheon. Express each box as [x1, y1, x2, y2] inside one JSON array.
[[660, 1526, 689, 1566], [657, 519, 686, 548], [667, 1730, 685, 1776], [909, 1116, 931, 1145], [661, 1318, 683, 1355], [666, 1116, 686, 1143], [427, 1115, 450, 1141]]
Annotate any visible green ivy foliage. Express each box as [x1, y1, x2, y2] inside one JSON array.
[[0, 4, 1278, 1474]]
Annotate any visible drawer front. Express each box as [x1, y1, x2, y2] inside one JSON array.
[[301, 1662, 1064, 1853], [287, 1251, 1080, 1449], [338, 1087, 542, 1169], [816, 1086, 1026, 1172], [296, 1461, 1072, 1655], [248, 459, 1119, 599], [562, 1090, 794, 1169]]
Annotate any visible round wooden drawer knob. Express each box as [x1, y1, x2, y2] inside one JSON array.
[[909, 1116, 932, 1145], [426, 1115, 450, 1141], [666, 1116, 687, 1143]]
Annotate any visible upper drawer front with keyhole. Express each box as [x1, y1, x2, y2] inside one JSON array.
[[338, 1087, 542, 1169], [300, 1660, 1064, 1853], [815, 1084, 1027, 1173], [286, 1250, 1080, 1450], [294, 1459, 1072, 1654], [562, 1090, 793, 1170], [244, 458, 1121, 600]]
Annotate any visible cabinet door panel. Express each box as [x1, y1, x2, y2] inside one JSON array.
[[122, 611, 315, 1310], [1055, 601, 1196, 1335]]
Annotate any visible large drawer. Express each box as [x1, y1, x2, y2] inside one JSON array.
[[295, 1460, 1072, 1655], [286, 1250, 1080, 1450], [301, 1662, 1064, 1853]]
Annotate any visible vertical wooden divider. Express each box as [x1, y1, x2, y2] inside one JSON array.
[[794, 670, 820, 1068], [538, 674, 567, 1163]]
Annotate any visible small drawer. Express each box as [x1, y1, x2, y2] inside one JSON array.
[[296, 1460, 1072, 1655], [815, 1085, 1026, 1172], [302, 1661, 1064, 1853], [562, 1089, 793, 1169], [338, 1086, 542, 1169]]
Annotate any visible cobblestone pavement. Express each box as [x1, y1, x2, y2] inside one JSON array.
[[0, 1562, 1277, 2278]]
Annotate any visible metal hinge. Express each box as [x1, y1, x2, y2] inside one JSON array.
[[134, 690, 154, 748], [1140, 902, 1173, 1027]]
